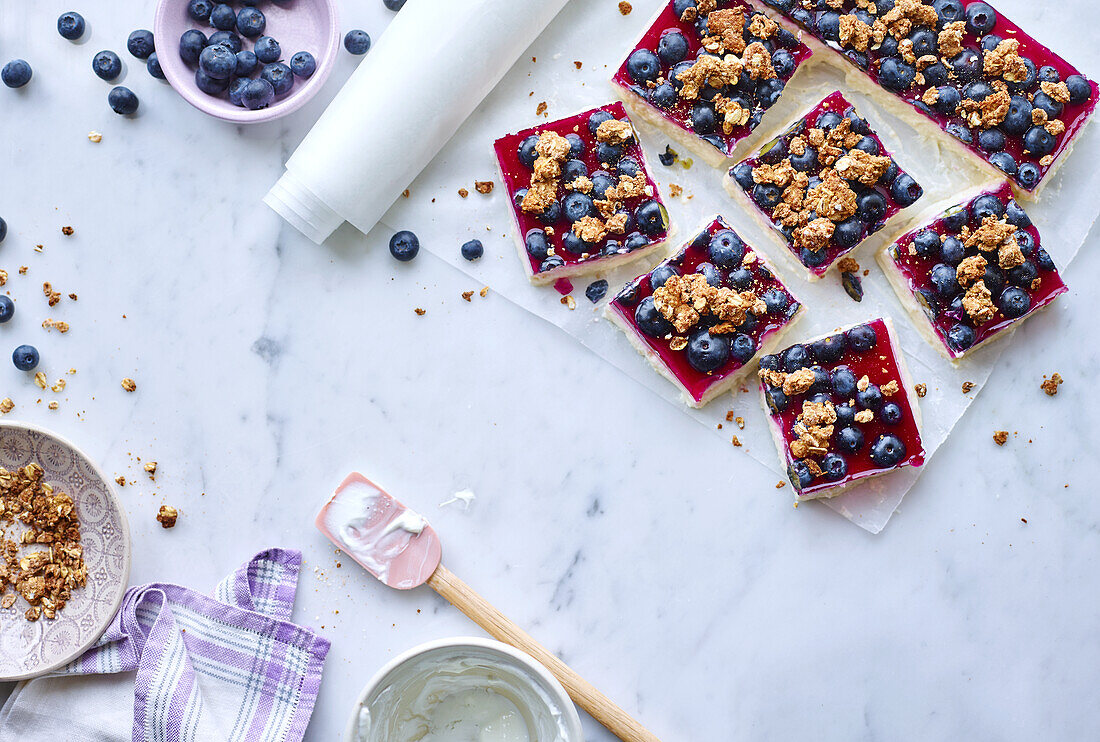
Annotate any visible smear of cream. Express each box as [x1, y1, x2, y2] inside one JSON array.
[[439, 488, 476, 510]]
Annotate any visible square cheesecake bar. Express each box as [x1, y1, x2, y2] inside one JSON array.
[[878, 181, 1067, 360], [760, 317, 925, 498], [612, 0, 813, 168], [724, 90, 924, 280], [751, 0, 1098, 198], [607, 215, 804, 407], [494, 102, 672, 285]]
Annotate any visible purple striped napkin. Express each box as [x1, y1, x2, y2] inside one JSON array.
[[0, 548, 329, 742]]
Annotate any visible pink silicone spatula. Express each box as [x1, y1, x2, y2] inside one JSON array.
[[316, 472, 663, 742]]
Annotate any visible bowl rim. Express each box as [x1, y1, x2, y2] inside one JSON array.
[[0, 421, 132, 681], [152, 0, 342, 124], [341, 636, 585, 742]]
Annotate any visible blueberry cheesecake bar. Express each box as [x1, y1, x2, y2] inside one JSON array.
[[760, 317, 925, 498], [725, 90, 924, 280], [612, 0, 814, 168], [494, 102, 672, 285], [751, 0, 1098, 198], [607, 215, 804, 407], [878, 181, 1067, 360]]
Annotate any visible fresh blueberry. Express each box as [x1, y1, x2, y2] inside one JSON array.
[[1037, 65, 1060, 85], [636, 296, 673, 338], [908, 28, 937, 57], [878, 35, 899, 58], [946, 323, 975, 351], [693, 262, 720, 288], [389, 230, 419, 261], [1032, 90, 1064, 122], [758, 288, 789, 315], [210, 3, 237, 30], [127, 30, 155, 60], [881, 160, 899, 185], [658, 31, 689, 64], [817, 11, 841, 40], [923, 62, 949, 87], [649, 82, 677, 109], [563, 192, 595, 223], [649, 264, 679, 291], [562, 232, 588, 254], [965, 2, 997, 35], [771, 48, 796, 78], [1066, 74, 1092, 104], [344, 29, 371, 55], [525, 229, 550, 260], [833, 217, 863, 248], [880, 58, 916, 91], [587, 110, 614, 135], [195, 68, 229, 94], [237, 7, 266, 38], [942, 205, 968, 232], [930, 263, 961, 297], [108, 86, 139, 114], [180, 30, 208, 65], [561, 133, 583, 160], [1024, 126, 1057, 157], [585, 280, 608, 303], [228, 77, 249, 106], [815, 111, 843, 131], [980, 34, 1003, 52], [781, 344, 809, 372], [933, 0, 964, 23], [787, 460, 814, 490], [820, 453, 847, 481], [731, 161, 755, 190], [1034, 248, 1056, 272], [983, 265, 1006, 297], [912, 229, 941, 258], [708, 230, 745, 267], [963, 80, 994, 102], [832, 403, 855, 429], [0, 217, 5, 243], [990, 152, 1017, 177], [241, 78, 275, 110], [877, 402, 901, 425], [724, 268, 751, 290], [635, 200, 667, 236], [200, 44, 236, 79], [765, 386, 789, 414], [616, 157, 641, 178], [757, 78, 786, 109], [57, 12, 86, 41], [1008, 260, 1038, 289], [997, 285, 1031, 318], [691, 103, 717, 134], [92, 50, 123, 81], [868, 434, 906, 467], [12, 345, 39, 371], [540, 256, 565, 272], [790, 145, 818, 172], [937, 237, 964, 266], [596, 141, 624, 165], [0, 296, 12, 323], [188, 0, 214, 21], [142, 52, 164, 80], [811, 334, 846, 364], [971, 194, 1005, 223], [687, 331, 730, 372], [459, 239, 484, 261], [845, 323, 877, 352], [1004, 199, 1032, 228], [723, 333, 753, 363], [753, 183, 782, 209], [289, 51, 317, 79], [889, 173, 922, 207], [517, 135, 539, 169], [950, 49, 982, 82], [559, 159, 587, 184], [1013, 230, 1035, 256], [835, 426, 865, 454], [853, 136, 880, 156], [234, 50, 258, 76], [383, 0, 407, 9], [857, 383, 884, 411], [254, 36, 281, 64], [800, 247, 827, 268], [832, 367, 858, 398], [1017, 163, 1041, 190], [261, 62, 294, 95], [207, 31, 241, 54], [857, 191, 887, 223], [977, 128, 1005, 152], [2, 60, 32, 89], [626, 48, 661, 85], [673, 0, 698, 18]]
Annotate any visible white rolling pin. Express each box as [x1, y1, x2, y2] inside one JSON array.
[[265, 0, 571, 244]]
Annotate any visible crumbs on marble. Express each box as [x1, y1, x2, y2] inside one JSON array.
[[479, 286, 489, 298], [47, 401, 58, 410], [41, 319, 70, 333], [121, 378, 137, 392], [88, 131, 102, 143], [536, 101, 548, 117], [618, 0, 632, 14], [560, 295, 576, 310], [961, 381, 975, 394], [43, 282, 61, 306], [0, 398, 12, 414], [669, 183, 683, 198], [156, 505, 178, 529], [414, 307, 426, 316], [914, 383, 927, 398], [1040, 372, 1063, 396], [61, 226, 74, 237], [144, 461, 157, 480], [993, 430, 1009, 446], [474, 181, 494, 194], [18, 266, 27, 275], [402, 189, 410, 198], [731, 435, 741, 447], [461, 290, 474, 302], [115, 475, 126, 487], [775, 481, 786, 488], [574, 60, 583, 69]]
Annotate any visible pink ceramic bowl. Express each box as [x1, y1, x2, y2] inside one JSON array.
[[153, 0, 341, 123]]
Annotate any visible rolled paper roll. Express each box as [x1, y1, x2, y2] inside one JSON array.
[[265, 0, 572, 244]]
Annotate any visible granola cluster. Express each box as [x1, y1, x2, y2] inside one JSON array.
[[0, 464, 87, 622], [652, 273, 765, 336]]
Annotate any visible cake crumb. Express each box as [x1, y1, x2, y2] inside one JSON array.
[[618, 0, 632, 14], [775, 481, 786, 489], [836, 256, 859, 273], [88, 131, 102, 143], [561, 295, 576, 310], [474, 181, 494, 194], [0, 398, 12, 414], [144, 462, 157, 480], [41, 319, 70, 333], [914, 383, 927, 398], [731, 435, 741, 447], [479, 286, 489, 298], [458, 188, 469, 198], [536, 101, 547, 116], [993, 430, 1009, 446], [121, 378, 137, 392], [47, 401, 58, 410], [414, 307, 426, 316], [461, 291, 474, 302], [962, 381, 975, 394], [61, 226, 74, 237], [115, 476, 126, 486], [156, 506, 178, 529], [574, 61, 582, 70], [1040, 372, 1062, 396]]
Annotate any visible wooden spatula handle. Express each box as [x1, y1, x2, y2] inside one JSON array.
[[426, 564, 662, 742]]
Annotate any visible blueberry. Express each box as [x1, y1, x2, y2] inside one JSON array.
[[835, 426, 864, 454], [963, 81, 994, 102], [596, 141, 624, 165], [254, 36, 281, 64], [971, 194, 1005, 223], [800, 247, 827, 268], [853, 136, 880, 156], [912, 229, 941, 258], [188, 0, 214, 21], [616, 157, 641, 178], [977, 128, 1005, 152], [817, 11, 841, 40], [207, 31, 241, 54], [1024, 126, 1056, 157], [287, 51, 317, 79], [234, 50, 258, 76], [261, 63, 294, 95], [108, 86, 139, 115], [760, 354, 780, 371], [880, 58, 916, 91], [241, 78, 275, 110], [930, 263, 960, 297], [757, 78, 786, 109], [909, 28, 937, 57], [650, 264, 679, 291], [517, 135, 539, 169], [127, 29, 156, 60], [237, 7, 266, 38], [383, 0, 407, 9], [92, 51, 122, 81], [1007, 57, 1037, 93], [845, 323, 877, 351], [933, 0, 964, 23], [781, 344, 809, 372], [649, 82, 677, 109], [457, 238, 484, 262], [585, 280, 608, 303], [691, 103, 717, 134], [389, 230, 419, 261], [540, 256, 565, 272], [878, 36, 899, 58], [562, 232, 589, 254], [869, 433, 906, 467], [1, 59, 32, 89], [687, 331, 730, 372], [787, 460, 814, 490], [753, 184, 782, 209], [980, 34, 1003, 52], [1017, 163, 1041, 190], [842, 271, 864, 302], [990, 152, 1017, 177], [820, 453, 848, 481], [832, 367, 858, 397], [997, 285, 1032, 318], [0, 217, 5, 243], [228, 77, 249, 106], [764, 386, 789, 414], [857, 191, 887, 223], [965, 2, 997, 34], [923, 62, 949, 87], [344, 29, 371, 55], [195, 68, 229, 94], [140, 52, 163, 81], [946, 323, 975, 351], [731, 162, 755, 190], [636, 296, 673, 338], [1008, 260, 1038, 289], [0, 296, 12, 323], [1013, 231, 1035, 256], [832, 217, 863, 248], [950, 49, 982, 82], [635, 200, 667, 236], [200, 44, 236, 79], [587, 110, 614, 135], [942, 206, 968, 232], [1037, 65, 1060, 85], [524, 229, 550, 260], [815, 111, 843, 131], [790, 145, 818, 172], [857, 383, 884, 411], [562, 192, 595, 223], [658, 31, 689, 65], [690, 262, 719, 288], [626, 48, 661, 86], [1066, 74, 1092, 104], [180, 30, 208, 65], [1034, 248, 1056, 272], [983, 265, 1006, 297], [755, 288, 790, 316], [1004, 199, 1032, 228], [875, 402, 901, 425], [209, 3, 236, 30], [12, 345, 39, 371], [811, 334, 846, 364], [708, 230, 745, 267], [889, 173, 922, 207], [881, 160, 899, 185], [772, 48, 796, 78], [555, 160, 585, 185], [57, 12, 86, 41]]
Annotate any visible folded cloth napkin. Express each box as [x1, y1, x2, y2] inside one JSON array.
[[0, 548, 330, 742]]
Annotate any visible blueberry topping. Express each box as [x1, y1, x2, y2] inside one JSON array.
[[179, 30, 208, 65], [1017, 163, 1040, 189], [626, 48, 661, 85], [808, 334, 844, 364], [820, 453, 848, 481], [990, 152, 1017, 177], [344, 29, 371, 55], [1035, 248, 1056, 272], [757, 78, 786, 109], [524, 229, 549, 260], [950, 49, 982, 82], [761, 288, 789, 315], [845, 323, 877, 351], [616, 157, 642, 178], [1014, 230, 1035, 255], [691, 102, 717, 134], [261, 62, 293, 95], [585, 280, 608, 303], [1032, 91, 1063, 120], [832, 368, 858, 399], [1066, 74, 1092, 104], [587, 110, 614, 136], [1024, 126, 1056, 157], [650, 264, 679, 291], [1037, 65, 1060, 84], [970, 194, 1005, 223], [929, 263, 960, 297], [708, 229, 745, 267], [939, 236, 965, 265], [772, 48, 796, 78], [965, 2, 997, 34], [685, 332, 729, 372], [753, 183, 782, 209], [565, 133, 585, 159], [889, 173, 922, 207], [93, 50, 123, 81], [562, 192, 595, 223], [597, 141, 625, 165], [237, 7, 267, 38], [833, 217, 863, 248], [977, 128, 1005, 153], [835, 426, 864, 454], [562, 232, 588, 254], [799, 247, 827, 268], [933, 85, 962, 114], [911, 229, 941, 258], [946, 323, 975, 351], [788, 460, 814, 490], [869, 433, 906, 468], [200, 44, 236, 79], [997, 285, 1031, 318], [635, 200, 667, 236], [108, 86, 139, 115], [724, 267, 751, 290], [211, 4, 237, 30], [635, 296, 673, 338], [12, 345, 39, 372], [658, 31, 689, 64], [0, 296, 13, 323], [816, 11, 841, 41], [693, 262, 720, 287], [57, 12, 86, 41], [1007, 260, 1038, 289], [1004, 199, 1032, 228], [624, 232, 650, 251], [759, 353, 780, 371], [731, 161, 755, 189], [517, 135, 539, 169], [389, 230, 419, 261], [880, 58, 916, 91], [254, 36, 282, 65], [933, 0, 964, 23], [188, 0, 214, 21], [857, 191, 887, 223], [539, 256, 565, 272], [649, 82, 678, 109], [856, 383, 883, 411], [790, 145, 818, 172], [781, 344, 809, 372]]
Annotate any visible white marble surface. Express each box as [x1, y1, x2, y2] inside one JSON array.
[[2, 1, 1100, 740]]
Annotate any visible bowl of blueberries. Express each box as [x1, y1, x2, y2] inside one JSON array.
[[154, 0, 341, 122]]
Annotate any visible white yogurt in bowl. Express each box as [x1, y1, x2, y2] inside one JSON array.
[[345, 638, 583, 742]]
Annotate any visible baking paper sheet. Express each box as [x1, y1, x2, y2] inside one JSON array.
[[367, 0, 1099, 533]]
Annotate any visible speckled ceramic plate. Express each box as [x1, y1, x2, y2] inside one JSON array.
[[0, 423, 131, 681]]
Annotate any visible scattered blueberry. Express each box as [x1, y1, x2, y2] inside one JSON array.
[[2, 60, 32, 89], [939, 236, 965, 265], [1017, 163, 1040, 190], [912, 229, 942, 258], [752, 183, 782, 209], [842, 271, 863, 302], [0, 296, 12, 323], [635, 296, 673, 338], [762, 288, 790, 315], [241, 78, 275, 109], [57, 12, 86, 41], [0, 217, 6, 243], [933, 0, 964, 23], [12, 345, 39, 372], [933, 85, 962, 114], [835, 426, 865, 454], [145, 53, 165, 80], [188, 0, 214, 21], [128, 30, 156, 60], [290, 51, 317, 79], [833, 217, 863, 248], [389, 230, 419, 261], [207, 31, 241, 54], [971, 193, 1005, 222], [261, 62, 294, 95], [200, 44, 236, 79], [845, 323, 877, 351], [108, 86, 139, 115], [989, 152, 1017, 177], [857, 383, 884, 411], [930, 263, 960, 297], [211, 3, 237, 30], [195, 68, 229, 94], [383, 0, 408, 10], [691, 103, 717, 134], [1004, 199, 1032, 228], [92, 50, 123, 81], [180, 30, 208, 65], [344, 30, 371, 55], [237, 7, 266, 38], [540, 256, 565, 273], [869, 433, 906, 468], [585, 280, 608, 303], [857, 191, 887, 223], [587, 110, 614, 135]]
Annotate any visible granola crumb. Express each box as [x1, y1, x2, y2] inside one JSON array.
[[618, 0, 632, 14], [47, 401, 58, 410], [1040, 372, 1063, 396], [775, 481, 786, 489], [731, 435, 741, 447], [836, 256, 860, 273], [914, 383, 927, 398], [669, 183, 683, 198], [735, 416, 744, 429], [535, 101, 547, 116], [18, 267, 27, 275], [458, 188, 469, 198], [402, 189, 410, 198], [993, 430, 1009, 446], [461, 291, 474, 302], [144, 461, 157, 480], [560, 295, 576, 310], [43, 282, 61, 306], [33, 372, 47, 390], [0, 398, 12, 414], [156, 505, 178, 529], [41, 319, 70, 333], [68, 293, 77, 301], [121, 378, 137, 392], [725, 410, 734, 422], [88, 131, 102, 143], [115, 475, 126, 486], [479, 286, 489, 298], [574, 60, 582, 70], [474, 180, 494, 194], [414, 307, 426, 316], [61, 226, 74, 237], [961, 381, 975, 394]]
